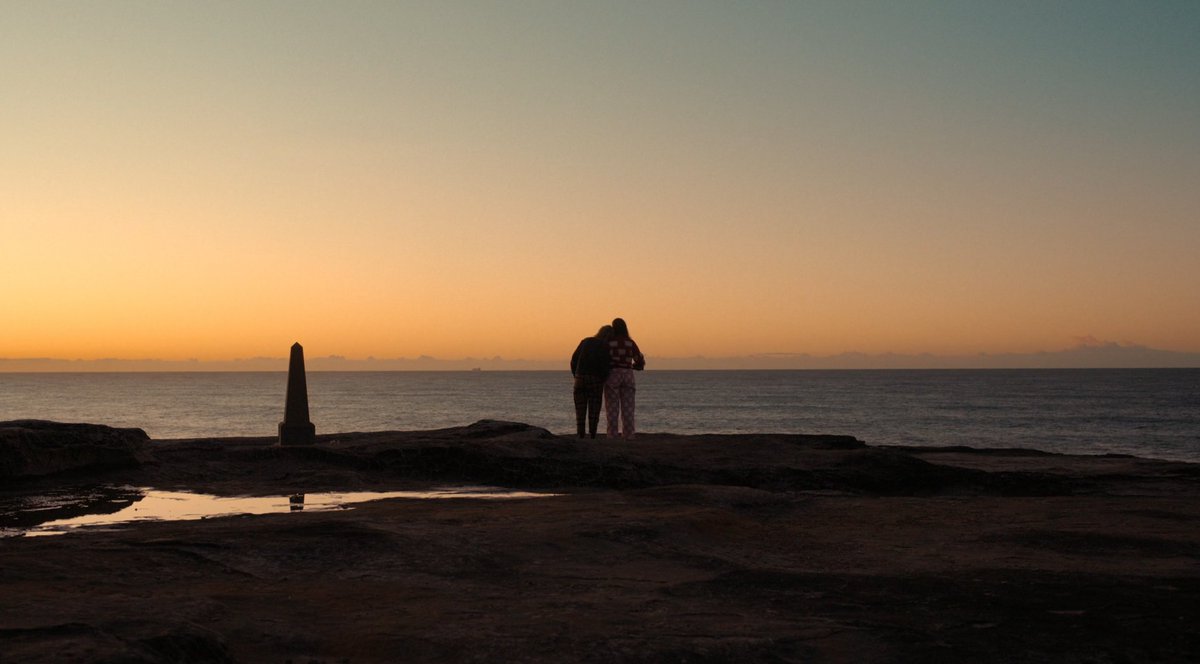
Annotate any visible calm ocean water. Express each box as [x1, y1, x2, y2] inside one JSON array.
[[1, 370, 1197, 462]]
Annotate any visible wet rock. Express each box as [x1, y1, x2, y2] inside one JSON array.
[[0, 420, 149, 481], [0, 485, 144, 531]]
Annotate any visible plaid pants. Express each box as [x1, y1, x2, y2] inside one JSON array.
[[604, 368, 637, 439], [573, 375, 605, 437]]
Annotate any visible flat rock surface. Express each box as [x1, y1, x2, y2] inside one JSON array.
[[2, 421, 1199, 662]]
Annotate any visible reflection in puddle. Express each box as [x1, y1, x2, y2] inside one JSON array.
[[2, 486, 555, 537]]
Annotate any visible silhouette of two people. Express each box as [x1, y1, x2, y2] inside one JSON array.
[[571, 317, 645, 439]]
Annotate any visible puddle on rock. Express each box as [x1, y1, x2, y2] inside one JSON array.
[[0, 485, 555, 537]]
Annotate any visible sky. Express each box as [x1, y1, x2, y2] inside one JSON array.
[[3, 1, 1199, 366]]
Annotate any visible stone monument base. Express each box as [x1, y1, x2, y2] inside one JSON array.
[[278, 421, 316, 446]]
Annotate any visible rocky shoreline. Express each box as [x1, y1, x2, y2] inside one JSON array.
[[3, 420, 1199, 662]]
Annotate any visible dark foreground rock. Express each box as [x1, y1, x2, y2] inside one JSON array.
[[2, 421, 1199, 662], [58, 420, 1093, 498], [0, 420, 149, 481]]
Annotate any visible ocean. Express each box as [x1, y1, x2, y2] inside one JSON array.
[[1, 369, 1197, 463]]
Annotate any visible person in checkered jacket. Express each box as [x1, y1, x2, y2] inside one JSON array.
[[604, 317, 645, 440]]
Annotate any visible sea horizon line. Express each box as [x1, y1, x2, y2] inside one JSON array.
[[2, 342, 1198, 372]]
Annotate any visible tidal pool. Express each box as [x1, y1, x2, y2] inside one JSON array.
[[0, 485, 555, 538]]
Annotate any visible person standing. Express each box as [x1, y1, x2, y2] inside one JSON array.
[[604, 317, 644, 440], [570, 325, 612, 438]]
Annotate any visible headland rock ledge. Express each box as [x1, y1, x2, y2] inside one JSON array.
[[2, 420, 1198, 662]]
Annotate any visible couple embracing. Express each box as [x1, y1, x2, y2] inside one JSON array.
[[570, 317, 645, 440]]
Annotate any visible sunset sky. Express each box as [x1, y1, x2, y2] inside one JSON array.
[[3, 2, 1198, 365]]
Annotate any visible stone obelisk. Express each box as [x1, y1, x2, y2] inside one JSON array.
[[278, 342, 316, 445]]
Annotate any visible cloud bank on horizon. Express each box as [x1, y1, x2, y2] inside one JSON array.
[[3, 340, 1197, 372]]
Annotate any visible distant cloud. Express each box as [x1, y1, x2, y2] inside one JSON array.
[[1070, 335, 1145, 350]]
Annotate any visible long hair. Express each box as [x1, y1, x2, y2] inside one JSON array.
[[611, 317, 629, 338]]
